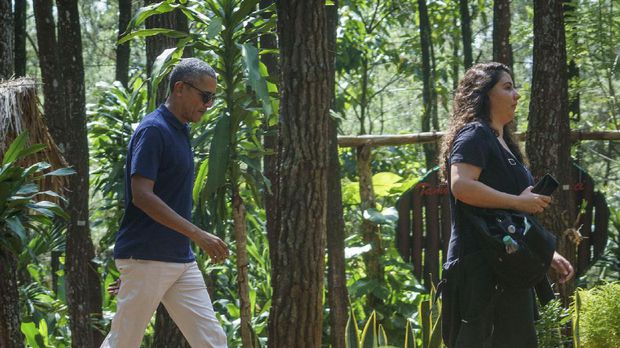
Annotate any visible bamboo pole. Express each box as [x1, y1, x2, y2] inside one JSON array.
[[337, 130, 620, 147]]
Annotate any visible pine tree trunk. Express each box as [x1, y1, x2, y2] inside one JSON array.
[[115, 0, 131, 87], [56, 1, 104, 346], [0, 0, 14, 79], [232, 185, 252, 348], [492, 0, 513, 70], [33, 0, 66, 140], [418, 0, 437, 169], [259, 0, 280, 283], [459, 0, 473, 69], [526, 0, 576, 305], [0, 245, 24, 348], [14, 0, 26, 77], [325, 2, 348, 347], [268, 0, 330, 346]]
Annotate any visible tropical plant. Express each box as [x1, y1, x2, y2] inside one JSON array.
[[535, 299, 572, 348], [0, 132, 73, 346], [572, 282, 620, 348]]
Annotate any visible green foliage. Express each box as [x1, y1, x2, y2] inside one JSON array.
[[0, 132, 72, 254], [88, 78, 148, 250], [535, 299, 572, 348], [572, 283, 620, 348]]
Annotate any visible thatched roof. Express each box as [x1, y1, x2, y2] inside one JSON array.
[[0, 77, 68, 196]]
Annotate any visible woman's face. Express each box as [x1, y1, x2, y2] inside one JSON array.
[[487, 71, 520, 125]]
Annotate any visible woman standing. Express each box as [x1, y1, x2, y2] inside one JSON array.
[[438, 62, 574, 348]]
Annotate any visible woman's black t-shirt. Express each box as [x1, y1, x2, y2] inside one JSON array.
[[446, 121, 534, 263]]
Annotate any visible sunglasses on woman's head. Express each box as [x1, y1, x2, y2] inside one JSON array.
[[182, 81, 216, 104]]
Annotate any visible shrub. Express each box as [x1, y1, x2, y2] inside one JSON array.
[[573, 282, 620, 348]]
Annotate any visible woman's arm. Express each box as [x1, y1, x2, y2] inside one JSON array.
[[450, 162, 551, 214]]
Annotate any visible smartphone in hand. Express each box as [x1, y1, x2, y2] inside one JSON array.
[[531, 173, 560, 196]]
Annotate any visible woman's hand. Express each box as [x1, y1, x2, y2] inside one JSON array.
[[550, 251, 575, 284], [514, 186, 551, 214], [107, 279, 121, 296]]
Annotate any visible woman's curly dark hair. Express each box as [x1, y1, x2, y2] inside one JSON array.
[[439, 62, 524, 181]]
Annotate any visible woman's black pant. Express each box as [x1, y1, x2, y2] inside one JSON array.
[[441, 252, 538, 348]]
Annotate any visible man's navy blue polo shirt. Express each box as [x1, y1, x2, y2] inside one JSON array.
[[114, 104, 195, 263]]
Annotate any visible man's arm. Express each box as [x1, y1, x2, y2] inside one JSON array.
[[131, 174, 229, 262]]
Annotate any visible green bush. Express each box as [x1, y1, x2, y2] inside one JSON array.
[[573, 282, 620, 348]]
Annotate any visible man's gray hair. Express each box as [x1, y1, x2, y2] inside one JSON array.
[[169, 58, 216, 91]]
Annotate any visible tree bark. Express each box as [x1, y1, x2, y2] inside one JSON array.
[[526, 0, 575, 305], [459, 0, 473, 69], [0, 245, 24, 348], [115, 0, 131, 87], [418, 0, 438, 169], [268, 0, 331, 346], [14, 0, 26, 77], [492, 0, 513, 70], [56, 1, 104, 346], [325, 2, 348, 347], [259, 0, 280, 286], [33, 0, 66, 142], [232, 185, 252, 348], [0, 0, 14, 79]]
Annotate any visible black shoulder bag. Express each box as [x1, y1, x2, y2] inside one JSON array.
[[462, 206, 556, 289]]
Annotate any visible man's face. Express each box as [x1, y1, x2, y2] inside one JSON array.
[[179, 75, 217, 123]]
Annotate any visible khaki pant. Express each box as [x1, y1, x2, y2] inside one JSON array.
[[101, 259, 227, 348]]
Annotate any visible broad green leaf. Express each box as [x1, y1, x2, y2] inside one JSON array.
[[44, 167, 76, 176], [118, 28, 188, 44], [372, 172, 403, 197], [16, 144, 47, 161], [148, 46, 183, 112], [240, 43, 272, 115], [206, 17, 223, 39], [5, 216, 26, 243], [126, 1, 180, 32], [21, 321, 43, 348], [16, 183, 38, 196], [28, 201, 69, 219], [193, 158, 209, 204], [361, 311, 377, 348], [205, 116, 231, 196], [231, 0, 261, 25], [345, 307, 361, 348], [2, 132, 28, 165]]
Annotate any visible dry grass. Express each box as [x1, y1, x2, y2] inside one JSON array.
[[0, 77, 68, 196]]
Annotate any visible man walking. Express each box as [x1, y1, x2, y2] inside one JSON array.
[[101, 58, 228, 348]]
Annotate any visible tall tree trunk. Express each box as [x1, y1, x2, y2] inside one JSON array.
[[232, 185, 252, 348], [459, 0, 473, 69], [56, 1, 104, 346], [357, 145, 383, 309], [259, 0, 280, 286], [33, 0, 66, 140], [526, 0, 575, 305], [268, 0, 330, 346], [418, 0, 437, 169], [325, 2, 348, 347], [0, 245, 24, 348], [14, 0, 26, 77], [492, 0, 513, 70], [115, 0, 131, 87], [0, 0, 14, 78]]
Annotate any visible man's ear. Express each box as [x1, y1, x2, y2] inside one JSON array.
[[172, 81, 184, 95]]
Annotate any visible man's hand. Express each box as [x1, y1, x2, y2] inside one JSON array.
[[550, 251, 575, 284], [108, 279, 121, 296], [195, 231, 229, 263]]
